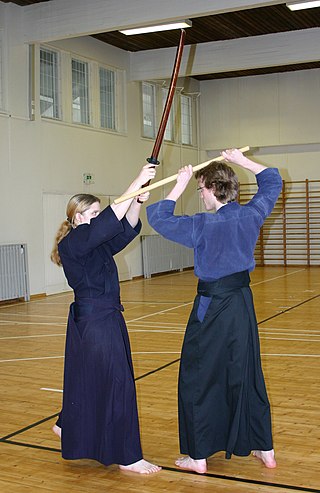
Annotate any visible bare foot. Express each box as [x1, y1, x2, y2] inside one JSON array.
[[119, 459, 161, 474], [252, 449, 277, 468], [175, 456, 207, 474], [52, 424, 61, 438]]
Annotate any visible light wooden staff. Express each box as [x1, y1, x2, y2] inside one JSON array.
[[114, 146, 250, 204]]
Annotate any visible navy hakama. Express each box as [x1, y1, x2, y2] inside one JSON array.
[[61, 297, 142, 466], [57, 206, 143, 466]]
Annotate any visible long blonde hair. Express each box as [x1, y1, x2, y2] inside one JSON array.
[[51, 194, 100, 266]]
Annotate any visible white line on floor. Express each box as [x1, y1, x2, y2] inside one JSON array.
[[251, 268, 306, 286], [41, 387, 63, 393], [0, 355, 64, 363], [2, 350, 319, 363], [0, 333, 65, 340]]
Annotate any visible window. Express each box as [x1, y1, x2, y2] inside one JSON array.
[[99, 67, 116, 130], [0, 29, 3, 110], [40, 47, 60, 119], [181, 94, 192, 145], [142, 82, 156, 138], [72, 58, 90, 124], [37, 46, 126, 132], [162, 87, 174, 141], [141, 81, 196, 146]]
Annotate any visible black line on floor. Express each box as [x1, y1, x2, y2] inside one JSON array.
[[135, 358, 180, 381], [2, 292, 320, 492], [0, 412, 59, 441], [162, 466, 320, 492], [258, 293, 320, 325], [2, 291, 318, 441], [0, 442, 318, 493], [0, 360, 181, 441], [1, 439, 60, 453]]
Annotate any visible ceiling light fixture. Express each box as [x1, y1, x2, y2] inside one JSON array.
[[286, 1, 320, 10], [119, 19, 192, 35]]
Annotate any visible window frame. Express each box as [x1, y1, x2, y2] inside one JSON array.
[[162, 86, 174, 142], [71, 56, 91, 126], [142, 81, 157, 139], [39, 46, 61, 120], [180, 93, 193, 146], [141, 81, 196, 148], [0, 29, 3, 112], [99, 65, 116, 131]]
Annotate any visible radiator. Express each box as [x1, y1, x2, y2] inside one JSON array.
[[0, 244, 30, 301], [141, 235, 194, 278]]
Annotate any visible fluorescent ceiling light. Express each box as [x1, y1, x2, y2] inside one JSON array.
[[119, 20, 192, 35], [287, 1, 320, 10]]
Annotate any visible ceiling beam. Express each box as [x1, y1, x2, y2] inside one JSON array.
[[129, 28, 320, 81], [21, 0, 283, 43]]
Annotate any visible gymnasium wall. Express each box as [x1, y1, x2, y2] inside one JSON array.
[[199, 70, 320, 184], [0, 11, 200, 296], [1, 6, 320, 296]]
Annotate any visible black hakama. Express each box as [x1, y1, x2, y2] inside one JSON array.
[[178, 270, 273, 460], [59, 296, 142, 466]]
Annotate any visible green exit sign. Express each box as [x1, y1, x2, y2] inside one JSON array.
[[83, 173, 94, 184]]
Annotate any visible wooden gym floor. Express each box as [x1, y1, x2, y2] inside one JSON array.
[[0, 266, 319, 493]]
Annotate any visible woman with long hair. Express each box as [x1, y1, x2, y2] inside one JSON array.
[[51, 164, 161, 474]]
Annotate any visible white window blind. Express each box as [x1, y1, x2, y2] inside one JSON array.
[[40, 47, 60, 119], [0, 29, 4, 111], [162, 87, 174, 141], [72, 58, 90, 124], [142, 82, 156, 138], [99, 67, 116, 130], [181, 94, 192, 145]]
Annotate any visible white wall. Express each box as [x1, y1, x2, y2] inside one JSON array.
[[0, 14, 200, 296], [2, 4, 320, 297], [200, 69, 320, 183]]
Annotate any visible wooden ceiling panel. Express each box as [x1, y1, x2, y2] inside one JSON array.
[[92, 5, 320, 51]]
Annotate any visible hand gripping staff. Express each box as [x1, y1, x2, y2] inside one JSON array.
[[114, 146, 250, 204], [136, 29, 186, 202]]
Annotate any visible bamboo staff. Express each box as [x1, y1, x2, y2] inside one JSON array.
[[114, 146, 250, 204]]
